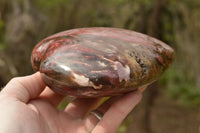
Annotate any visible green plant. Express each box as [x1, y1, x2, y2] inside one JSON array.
[[0, 13, 5, 50], [158, 67, 200, 106]]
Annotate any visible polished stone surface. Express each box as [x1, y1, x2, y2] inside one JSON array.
[[31, 27, 174, 97]]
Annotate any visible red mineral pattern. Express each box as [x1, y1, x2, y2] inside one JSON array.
[[31, 27, 174, 97]]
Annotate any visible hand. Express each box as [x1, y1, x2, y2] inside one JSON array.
[[0, 72, 143, 133]]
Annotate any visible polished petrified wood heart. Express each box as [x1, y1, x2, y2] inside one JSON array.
[[31, 27, 174, 97]]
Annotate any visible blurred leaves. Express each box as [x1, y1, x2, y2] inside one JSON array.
[[36, 0, 69, 8], [0, 0, 199, 132], [117, 115, 133, 133], [0, 13, 5, 50], [159, 67, 200, 106], [0, 0, 200, 105], [0, 14, 4, 30]]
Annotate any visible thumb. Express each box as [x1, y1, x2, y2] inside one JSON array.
[[1, 72, 46, 103]]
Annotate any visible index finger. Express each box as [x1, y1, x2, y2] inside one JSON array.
[[91, 91, 142, 133]]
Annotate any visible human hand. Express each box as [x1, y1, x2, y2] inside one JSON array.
[[0, 72, 143, 133]]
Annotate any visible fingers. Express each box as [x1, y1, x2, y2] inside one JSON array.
[[138, 85, 147, 92], [64, 86, 147, 119], [83, 96, 119, 132], [1, 72, 46, 103], [39, 87, 65, 107], [1, 72, 65, 107], [88, 91, 142, 133], [64, 97, 104, 118]]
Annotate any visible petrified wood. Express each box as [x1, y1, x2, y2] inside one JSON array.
[[31, 27, 174, 97]]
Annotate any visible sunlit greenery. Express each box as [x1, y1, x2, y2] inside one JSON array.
[[159, 67, 200, 106]]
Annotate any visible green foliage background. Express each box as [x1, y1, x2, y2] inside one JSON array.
[[36, 0, 200, 106], [0, 0, 200, 132]]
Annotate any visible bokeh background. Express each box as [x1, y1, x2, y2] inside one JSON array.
[[0, 0, 200, 133]]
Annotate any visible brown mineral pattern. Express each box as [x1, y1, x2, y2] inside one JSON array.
[[31, 27, 174, 97]]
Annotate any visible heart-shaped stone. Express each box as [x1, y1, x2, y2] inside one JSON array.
[[31, 27, 174, 97]]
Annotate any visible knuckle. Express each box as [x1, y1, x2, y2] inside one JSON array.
[[9, 77, 21, 83], [8, 77, 26, 90]]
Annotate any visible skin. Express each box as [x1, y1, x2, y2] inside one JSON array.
[[0, 72, 144, 133]]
